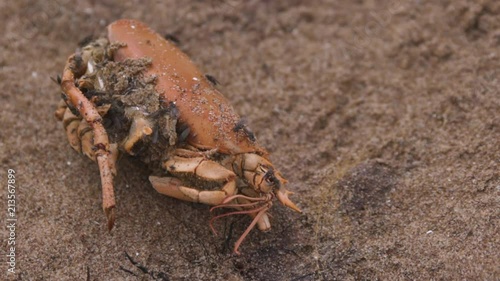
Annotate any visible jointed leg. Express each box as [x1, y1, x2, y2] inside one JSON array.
[[61, 54, 116, 230], [61, 107, 82, 153], [149, 176, 237, 205], [58, 103, 119, 176], [149, 155, 237, 206]]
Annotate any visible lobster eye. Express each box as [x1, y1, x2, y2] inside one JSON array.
[[265, 176, 275, 184], [264, 171, 278, 187]]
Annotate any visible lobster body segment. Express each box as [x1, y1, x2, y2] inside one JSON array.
[[108, 19, 265, 155]]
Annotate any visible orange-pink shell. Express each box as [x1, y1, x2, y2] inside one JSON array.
[[107, 19, 267, 156]]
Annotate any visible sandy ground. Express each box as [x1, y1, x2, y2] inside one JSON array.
[[1, 0, 499, 280]]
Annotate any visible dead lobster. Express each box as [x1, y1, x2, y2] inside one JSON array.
[[55, 19, 301, 254]]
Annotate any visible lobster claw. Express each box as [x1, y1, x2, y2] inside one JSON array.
[[276, 187, 302, 213]]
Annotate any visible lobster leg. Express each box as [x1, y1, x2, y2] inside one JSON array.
[[58, 105, 119, 176], [149, 155, 238, 205], [59, 106, 82, 153], [149, 176, 237, 205], [60, 54, 116, 230]]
